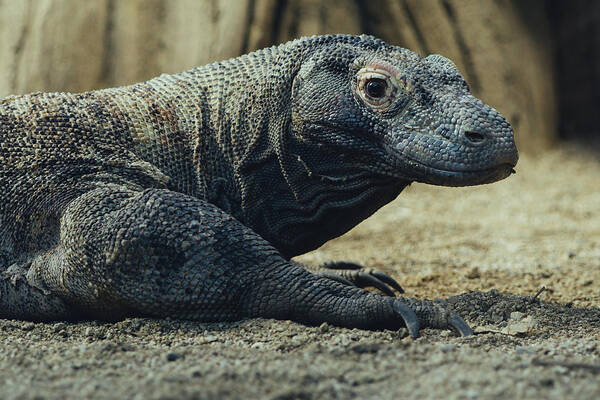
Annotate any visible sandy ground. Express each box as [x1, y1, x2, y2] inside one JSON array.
[[1, 143, 599, 400]]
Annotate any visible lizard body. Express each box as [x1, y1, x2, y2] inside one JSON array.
[[0, 35, 518, 337]]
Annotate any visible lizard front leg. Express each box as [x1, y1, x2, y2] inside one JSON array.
[[29, 186, 470, 337]]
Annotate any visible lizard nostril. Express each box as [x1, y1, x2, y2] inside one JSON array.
[[463, 130, 486, 144]]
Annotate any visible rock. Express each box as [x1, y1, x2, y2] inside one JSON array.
[[318, 322, 329, 333], [502, 315, 538, 336], [166, 352, 183, 362]]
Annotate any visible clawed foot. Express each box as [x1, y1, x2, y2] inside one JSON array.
[[390, 297, 473, 338], [317, 261, 404, 296], [312, 261, 472, 338]]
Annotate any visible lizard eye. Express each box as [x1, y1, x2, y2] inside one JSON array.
[[365, 79, 387, 98], [356, 68, 398, 109]]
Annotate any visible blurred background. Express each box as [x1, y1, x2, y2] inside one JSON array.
[[0, 0, 598, 153]]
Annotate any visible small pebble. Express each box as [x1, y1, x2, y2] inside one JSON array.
[[251, 342, 265, 350], [540, 378, 555, 387], [515, 346, 535, 355], [319, 322, 329, 333], [509, 312, 525, 321], [440, 344, 457, 353], [166, 352, 183, 362], [21, 322, 35, 331], [466, 267, 481, 279]]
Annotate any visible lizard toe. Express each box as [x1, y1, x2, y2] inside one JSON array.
[[390, 297, 473, 338], [318, 261, 404, 296]]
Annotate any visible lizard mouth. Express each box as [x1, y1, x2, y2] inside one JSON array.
[[406, 160, 516, 186], [369, 158, 515, 187]]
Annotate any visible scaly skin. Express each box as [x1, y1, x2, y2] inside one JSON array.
[[0, 35, 517, 337]]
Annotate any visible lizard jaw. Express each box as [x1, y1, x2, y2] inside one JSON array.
[[386, 130, 518, 187], [405, 161, 516, 187]]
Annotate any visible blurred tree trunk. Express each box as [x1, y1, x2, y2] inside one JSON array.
[[0, 0, 109, 95], [0, 0, 557, 152], [548, 0, 600, 141]]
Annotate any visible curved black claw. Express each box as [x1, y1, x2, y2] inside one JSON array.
[[391, 298, 473, 339], [353, 272, 396, 297], [366, 268, 404, 293], [448, 313, 473, 337], [391, 301, 420, 339], [319, 261, 404, 296]]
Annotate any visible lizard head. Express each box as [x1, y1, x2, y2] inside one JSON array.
[[289, 35, 518, 187]]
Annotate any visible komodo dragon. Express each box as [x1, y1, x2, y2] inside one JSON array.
[[0, 35, 518, 338]]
